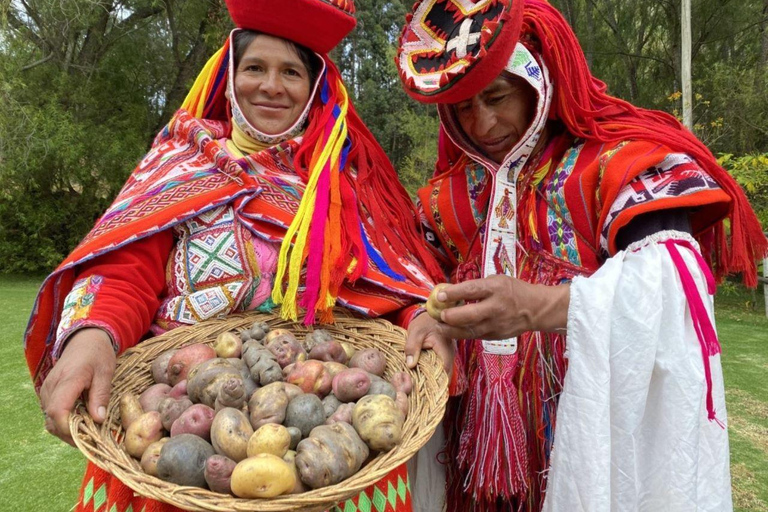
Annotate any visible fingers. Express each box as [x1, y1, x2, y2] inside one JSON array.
[[87, 365, 114, 424], [435, 279, 491, 305], [405, 313, 433, 369], [43, 372, 85, 446]]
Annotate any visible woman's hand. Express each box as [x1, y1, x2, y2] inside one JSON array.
[[405, 312, 455, 374], [39, 328, 116, 446], [433, 275, 570, 341]]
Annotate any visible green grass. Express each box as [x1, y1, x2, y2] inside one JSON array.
[[0, 275, 85, 511], [1, 275, 766, 511]]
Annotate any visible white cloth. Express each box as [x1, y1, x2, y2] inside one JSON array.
[[408, 423, 447, 512], [543, 231, 732, 512]]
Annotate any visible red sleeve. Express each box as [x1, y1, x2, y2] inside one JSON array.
[[53, 230, 174, 357]]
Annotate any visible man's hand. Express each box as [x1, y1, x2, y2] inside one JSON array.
[[39, 328, 116, 446], [405, 312, 455, 374]]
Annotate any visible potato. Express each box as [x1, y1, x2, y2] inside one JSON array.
[[119, 393, 144, 430], [284, 394, 325, 438], [214, 331, 242, 358], [230, 454, 296, 498], [187, 358, 243, 408], [389, 371, 413, 395], [332, 368, 371, 402], [204, 454, 237, 494], [168, 343, 216, 386], [158, 396, 193, 431], [140, 438, 169, 476], [227, 358, 258, 399], [138, 383, 172, 412], [282, 383, 303, 401], [286, 426, 302, 450], [282, 450, 308, 494], [323, 361, 347, 377], [265, 330, 307, 368], [171, 403, 215, 440], [394, 392, 409, 419], [214, 377, 247, 412], [348, 348, 386, 377], [168, 379, 188, 399], [295, 422, 368, 489], [352, 395, 405, 451], [242, 344, 282, 385], [248, 321, 270, 341], [302, 329, 333, 352], [366, 374, 397, 400], [426, 282, 458, 320], [248, 381, 289, 429], [308, 340, 348, 364], [340, 342, 356, 361], [156, 434, 214, 487], [285, 360, 332, 396], [125, 411, 164, 458], [211, 407, 253, 462], [325, 403, 355, 425], [247, 423, 291, 458], [151, 349, 177, 385], [322, 394, 343, 418]]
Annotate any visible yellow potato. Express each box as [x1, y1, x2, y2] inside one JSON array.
[[119, 393, 144, 430], [426, 283, 458, 320], [247, 423, 291, 458], [140, 438, 169, 476], [230, 454, 296, 498], [124, 411, 164, 458]]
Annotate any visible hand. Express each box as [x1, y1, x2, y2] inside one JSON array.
[[405, 312, 454, 374], [434, 275, 570, 341], [40, 328, 116, 446]]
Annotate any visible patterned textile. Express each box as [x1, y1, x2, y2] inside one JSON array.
[[53, 275, 119, 357], [76, 462, 412, 512], [418, 132, 730, 512]]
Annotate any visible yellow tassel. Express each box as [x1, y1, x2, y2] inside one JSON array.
[[181, 45, 227, 118]]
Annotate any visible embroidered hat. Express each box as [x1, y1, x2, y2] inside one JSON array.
[[224, 0, 356, 54], [396, 0, 523, 104]]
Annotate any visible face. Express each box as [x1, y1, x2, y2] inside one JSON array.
[[231, 34, 312, 134], [454, 75, 536, 163]]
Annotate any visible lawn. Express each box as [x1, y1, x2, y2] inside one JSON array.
[[1, 275, 766, 511]]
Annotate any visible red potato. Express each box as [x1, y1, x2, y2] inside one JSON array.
[[204, 454, 237, 494], [286, 360, 332, 397], [168, 379, 188, 399], [308, 340, 348, 364], [389, 371, 413, 395], [348, 348, 386, 376], [138, 383, 172, 413], [213, 331, 242, 359], [158, 396, 194, 431], [125, 411, 164, 458], [170, 403, 216, 441], [119, 393, 144, 430], [332, 368, 371, 402], [167, 343, 216, 386], [325, 403, 355, 425], [394, 392, 409, 419], [151, 349, 177, 385]]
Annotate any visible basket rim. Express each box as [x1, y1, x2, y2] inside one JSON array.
[[70, 309, 448, 512]]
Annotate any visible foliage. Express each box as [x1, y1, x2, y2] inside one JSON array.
[[717, 153, 768, 228]]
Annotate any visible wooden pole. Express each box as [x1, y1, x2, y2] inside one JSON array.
[[682, 0, 693, 130]]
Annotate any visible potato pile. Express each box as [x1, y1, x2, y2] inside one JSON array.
[[120, 323, 413, 499]]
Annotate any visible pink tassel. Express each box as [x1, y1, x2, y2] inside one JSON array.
[[459, 350, 529, 502]]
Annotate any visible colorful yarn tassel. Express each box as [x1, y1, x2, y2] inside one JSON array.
[[272, 74, 351, 323]]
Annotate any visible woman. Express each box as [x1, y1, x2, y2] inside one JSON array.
[[397, 0, 766, 511], [25, 1, 442, 510]]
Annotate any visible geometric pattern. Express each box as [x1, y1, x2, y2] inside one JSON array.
[[330, 464, 411, 512], [546, 142, 583, 266], [600, 151, 720, 255]]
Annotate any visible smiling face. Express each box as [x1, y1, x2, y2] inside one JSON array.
[[454, 74, 537, 163], [231, 34, 312, 135]]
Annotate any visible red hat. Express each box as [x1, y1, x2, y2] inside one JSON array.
[[396, 0, 523, 104], [225, 0, 356, 54]]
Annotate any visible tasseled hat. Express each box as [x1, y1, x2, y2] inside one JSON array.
[[181, 0, 443, 325], [397, 0, 767, 285]]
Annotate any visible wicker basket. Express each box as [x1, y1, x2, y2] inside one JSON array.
[[69, 309, 448, 512]]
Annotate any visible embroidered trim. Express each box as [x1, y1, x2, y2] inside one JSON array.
[[53, 276, 120, 357]]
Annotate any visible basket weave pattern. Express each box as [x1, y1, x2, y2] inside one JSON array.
[[70, 310, 449, 512]]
